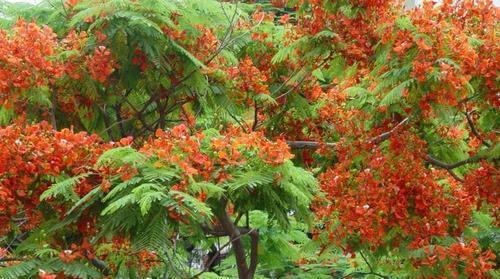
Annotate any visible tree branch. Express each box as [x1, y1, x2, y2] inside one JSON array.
[[89, 258, 110, 276], [50, 91, 57, 130], [465, 110, 491, 147], [113, 104, 126, 137], [202, 224, 253, 237], [368, 117, 409, 144], [274, 54, 332, 101], [98, 105, 115, 140], [191, 228, 256, 279], [252, 102, 259, 131], [423, 154, 479, 170], [446, 169, 465, 183], [284, 116, 486, 184], [286, 117, 409, 150], [340, 251, 389, 279], [214, 199, 249, 279], [286, 141, 336, 149], [247, 230, 259, 279]]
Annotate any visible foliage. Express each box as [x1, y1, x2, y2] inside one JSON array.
[[0, 0, 498, 278]]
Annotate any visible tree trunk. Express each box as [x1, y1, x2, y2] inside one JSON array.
[[50, 92, 57, 130], [215, 206, 249, 279]]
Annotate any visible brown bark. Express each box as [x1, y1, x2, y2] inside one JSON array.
[[215, 206, 249, 279]]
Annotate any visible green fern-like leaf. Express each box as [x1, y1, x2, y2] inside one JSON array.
[[271, 36, 308, 64], [345, 86, 369, 96], [226, 170, 274, 192], [141, 166, 179, 182], [60, 261, 102, 279], [380, 78, 414, 106], [0, 260, 39, 279], [40, 173, 90, 202], [395, 16, 415, 31], [102, 176, 142, 202], [169, 190, 212, 219], [138, 191, 167, 215], [254, 93, 277, 106], [280, 181, 311, 207], [130, 182, 167, 215], [132, 212, 169, 251], [169, 40, 206, 68], [66, 187, 103, 216], [189, 181, 225, 199], [101, 193, 137, 215], [96, 146, 145, 168]]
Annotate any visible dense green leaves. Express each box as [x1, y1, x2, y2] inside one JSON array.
[[0, 0, 498, 278]]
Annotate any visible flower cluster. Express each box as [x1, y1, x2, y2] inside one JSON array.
[[141, 125, 293, 183], [416, 239, 496, 278], [86, 46, 116, 83], [464, 161, 499, 212], [0, 122, 107, 235], [0, 20, 62, 104], [389, 0, 499, 110], [317, 132, 475, 250], [139, 125, 294, 222], [227, 56, 271, 106]]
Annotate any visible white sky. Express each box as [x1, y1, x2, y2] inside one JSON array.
[[5, 0, 41, 3], [4, 0, 500, 6]]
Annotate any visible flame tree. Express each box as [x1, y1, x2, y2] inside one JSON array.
[[0, 0, 497, 278]]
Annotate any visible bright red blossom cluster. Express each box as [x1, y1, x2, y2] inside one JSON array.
[[86, 46, 116, 83], [392, 0, 499, 110], [141, 125, 293, 183], [61, 30, 89, 80], [139, 125, 293, 222], [464, 161, 499, 213], [0, 20, 62, 105], [0, 122, 107, 235], [227, 56, 271, 105], [317, 132, 476, 250], [416, 239, 496, 278]]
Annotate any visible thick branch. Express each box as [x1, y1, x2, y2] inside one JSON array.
[[215, 200, 249, 279], [286, 117, 409, 150], [202, 224, 253, 237], [89, 258, 110, 276], [284, 116, 489, 184], [423, 154, 479, 170], [286, 141, 336, 149], [247, 230, 259, 279], [50, 91, 57, 130], [446, 169, 465, 183], [191, 229, 255, 279]]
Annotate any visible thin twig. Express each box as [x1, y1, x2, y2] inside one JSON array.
[[275, 53, 332, 100], [368, 117, 409, 144], [190, 229, 255, 278], [99, 117, 132, 135], [340, 251, 389, 279], [465, 110, 491, 147], [359, 251, 374, 273]]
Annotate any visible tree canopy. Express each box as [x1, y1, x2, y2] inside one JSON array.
[[0, 0, 498, 278]]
